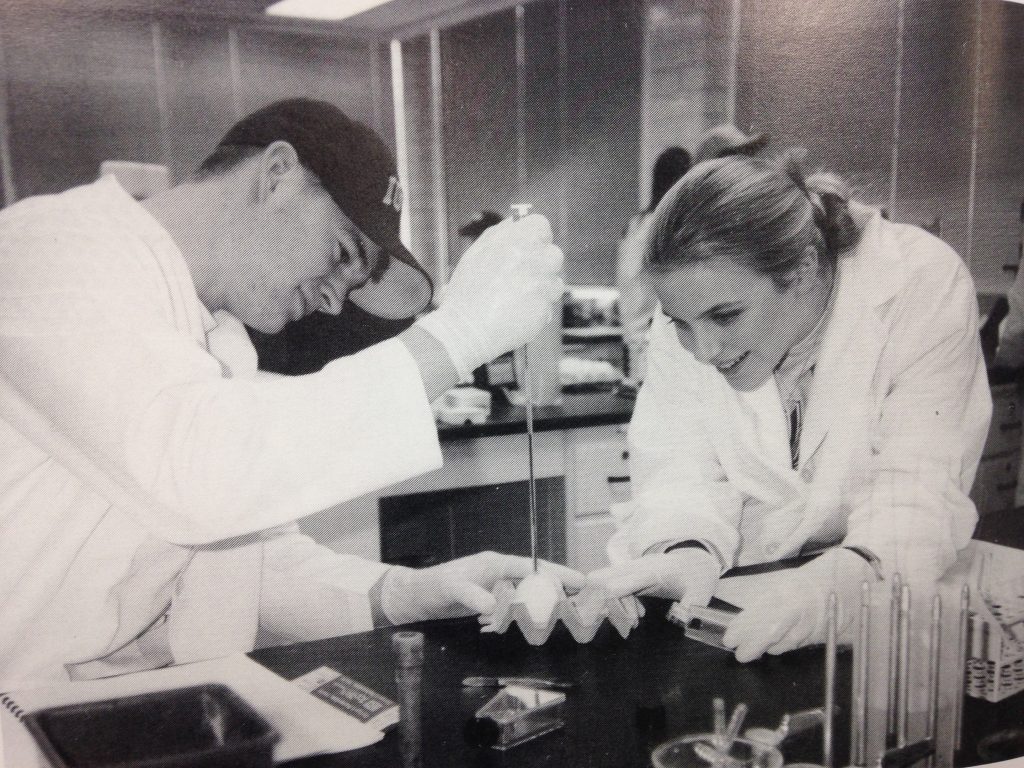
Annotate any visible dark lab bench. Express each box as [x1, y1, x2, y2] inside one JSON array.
[[251, 604, 1023, 768], [436, 391, 635, 441]]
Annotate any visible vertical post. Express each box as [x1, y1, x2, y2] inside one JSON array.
[[887, 0, 906, 220], [853, 582, 871, 767], [887, 573, 903, 741], [390, 39, 412, 249], [926, 594, 942, 768], [556, 0, 569, 245], [823, 593, 837, 768], [512, 4, 562, 408], [965, 0, 983, 269], [428, 28, 449, 286], [514, 4, 528, 197], [896, 584, 911, 748], [954, 585, 970, 751], [393, 631, 424, 768]]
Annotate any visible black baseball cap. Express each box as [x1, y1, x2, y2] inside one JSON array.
[[216, 98, 433, 320], [458, 210, 503, 240]]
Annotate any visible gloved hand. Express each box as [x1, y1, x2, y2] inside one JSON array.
[[379, 551, 585, 626], [415, 214, 564, 381], [722, 548, 879, 663], [587, 548, 721, 611]]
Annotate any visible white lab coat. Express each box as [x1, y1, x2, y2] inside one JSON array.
[[0, 177, 442, 688], [608, 209, 992, 582]]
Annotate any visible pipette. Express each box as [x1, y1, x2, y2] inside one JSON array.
[[510, 203, 539, 574]]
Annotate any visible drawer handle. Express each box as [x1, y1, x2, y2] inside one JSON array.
[[621, 450, 630, 461], [999, 421, 1022, 433], [997, 481, 1018, 492], [607, 475, 631, 484]]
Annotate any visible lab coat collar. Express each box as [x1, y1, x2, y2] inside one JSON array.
[[797, 206, 902, 469]]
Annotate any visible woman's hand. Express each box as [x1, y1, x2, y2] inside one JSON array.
[[722, 548, 878, 662], [587, 548, 720, 613]]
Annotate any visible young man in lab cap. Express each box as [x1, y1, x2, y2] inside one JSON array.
[[0, 98, 581, 688]]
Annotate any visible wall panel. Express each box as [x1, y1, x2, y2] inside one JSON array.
[[972, 0, 1024, 292], [735, 0, 898, 202], [440, 8, 518, 271], [401, 35, 442, 281], [561, 0, 644, 286], [160, 19, 236, 181], [894, 0, 976, 259], [235, 27, 376, 126], [2, 12, 162, 197]]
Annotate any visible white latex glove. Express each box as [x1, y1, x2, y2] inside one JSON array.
[[379, 551, 585, 625], [587, 548, 721, 610], [722, 548, 879, 663], [415, 214, 564, 381]]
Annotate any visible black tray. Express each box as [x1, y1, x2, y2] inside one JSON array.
[[23, 683, 278, 768]]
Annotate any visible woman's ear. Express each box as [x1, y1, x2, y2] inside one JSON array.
[[791, 245, 821, 294]]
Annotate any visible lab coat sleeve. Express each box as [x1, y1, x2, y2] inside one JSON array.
[[257, 524, 390, 641], [607, 314, 744, 565], [0, 228, 443, 545], [843, 235, 991, 583]]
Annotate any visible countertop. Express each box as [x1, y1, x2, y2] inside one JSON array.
[[436, 351, 1016, 440], [251, 592, 1022, 768], [437, 389, 635, 441]]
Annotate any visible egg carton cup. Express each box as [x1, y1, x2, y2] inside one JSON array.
[[480, 580, 637, 645]]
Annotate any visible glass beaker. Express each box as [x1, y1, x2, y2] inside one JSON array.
[[651, 734, 783, 768]]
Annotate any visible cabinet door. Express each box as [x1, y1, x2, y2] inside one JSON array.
[[567, 425, 631, 519], [970, 382, 1022, 517], [565, 425, 631, 572]]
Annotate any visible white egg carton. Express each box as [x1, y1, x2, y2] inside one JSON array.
[[481, 580, 638, 645]]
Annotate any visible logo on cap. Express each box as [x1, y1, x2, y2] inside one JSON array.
[[383, 176, 403, 213]]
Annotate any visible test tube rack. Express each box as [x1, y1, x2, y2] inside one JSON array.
[[481, 580, 638, 646], [848, 578, 969, 768]]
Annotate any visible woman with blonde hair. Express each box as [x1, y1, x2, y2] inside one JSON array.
[[589, 152, 991, 662]]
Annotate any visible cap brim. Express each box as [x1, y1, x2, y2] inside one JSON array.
[[346, 239, 433, 320]]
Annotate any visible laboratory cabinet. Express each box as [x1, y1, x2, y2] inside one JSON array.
[[971, 381, 1022, 518], [301, 424, 630, 574]]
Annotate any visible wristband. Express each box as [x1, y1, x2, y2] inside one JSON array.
[[842, 545, 883, 580], [664, 539, 727, 574], [664, 540, 710, 555]]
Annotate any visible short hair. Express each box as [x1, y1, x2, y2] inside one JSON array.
[[193, 143, 265, 180], [645, 153, 859, 287]]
